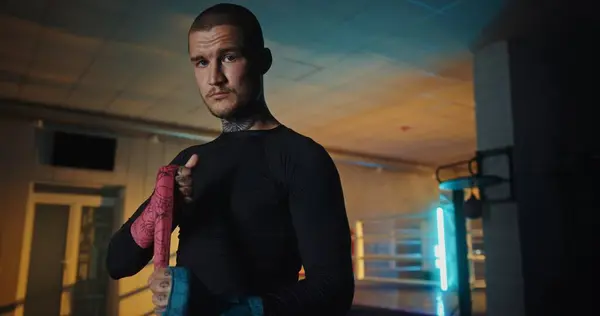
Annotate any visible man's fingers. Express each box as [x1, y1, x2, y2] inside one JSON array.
[[150, 278, 172, 294], [185, 154, 198, 168], [177, 166, 192, 177], [153, 267, 169, 277], [175, 175, 192, 186], [149, 268, 171, 312], [177, 155, 196, 204], [179, 186, 192, 197], [152, 292, 169, 308]]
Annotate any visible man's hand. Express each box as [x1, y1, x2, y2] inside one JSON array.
[[149, 268, 172, 315], [176, 154, 198, 203]]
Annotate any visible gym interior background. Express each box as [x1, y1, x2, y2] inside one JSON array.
[[0, 1, 595, 316]]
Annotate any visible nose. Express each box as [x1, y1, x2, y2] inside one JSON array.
[[208, 62, 226, 86]]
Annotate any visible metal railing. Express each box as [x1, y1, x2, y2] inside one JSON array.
[[352, 211, 486, 289]]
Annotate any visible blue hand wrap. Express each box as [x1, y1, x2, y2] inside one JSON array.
[[161, 267, 190, 316]]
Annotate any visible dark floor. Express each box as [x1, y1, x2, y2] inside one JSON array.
[[350, 306, 486, 316], [350, 306, 485, 316], [350, 305, 429, 316], [351, 281, 486, 316]]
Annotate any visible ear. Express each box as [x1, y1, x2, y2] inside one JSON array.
[[258, 47, 272, 75]]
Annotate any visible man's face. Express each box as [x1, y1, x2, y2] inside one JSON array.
[[188, 25, 260, 119]]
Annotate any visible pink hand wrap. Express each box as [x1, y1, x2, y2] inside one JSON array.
[[131, 165, 179, 269]]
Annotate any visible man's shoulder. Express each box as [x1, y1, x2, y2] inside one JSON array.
[[278, 127, 332, 163], [276, 128, 340, 182], [278, 127, 323, 149]]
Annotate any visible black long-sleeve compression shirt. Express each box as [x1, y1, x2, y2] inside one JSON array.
[[106, 125, 355, 316]]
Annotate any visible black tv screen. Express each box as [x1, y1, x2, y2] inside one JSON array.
[[50, 131, 117, 171]]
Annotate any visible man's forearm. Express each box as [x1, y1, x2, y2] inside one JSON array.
[[131, 192, 159, 248], [106, 223, 154, 279], [131, 166, 182, 248], [107, 150, 192, 280], [106, 198, 154, 279]]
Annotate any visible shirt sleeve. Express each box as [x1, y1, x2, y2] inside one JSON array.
[[260, 142, 355, 316], [106, 148, 191, 280]]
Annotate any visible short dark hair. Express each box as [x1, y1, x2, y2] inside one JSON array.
[[189, 3, 264, 51]]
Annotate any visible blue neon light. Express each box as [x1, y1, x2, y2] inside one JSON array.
[[435, 207, 448, 291]]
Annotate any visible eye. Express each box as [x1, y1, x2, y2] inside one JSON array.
[[222, 54, 237, 63], [195, 59, 208, 68]]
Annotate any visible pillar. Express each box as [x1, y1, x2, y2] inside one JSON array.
[[472, 1, 596, 315]]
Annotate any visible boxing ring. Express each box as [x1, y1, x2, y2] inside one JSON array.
[[350, 203, 486, 316], [352, 209, 485, 289], [350, 149, 514, 316]]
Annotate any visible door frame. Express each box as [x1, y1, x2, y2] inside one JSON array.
[[14, 183, 117, 316]]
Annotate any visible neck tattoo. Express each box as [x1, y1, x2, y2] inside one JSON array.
[[221, 118, 256, 133], [221, 101, 278, 133]]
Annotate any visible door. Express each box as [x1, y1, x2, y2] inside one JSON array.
[[20, 193, 116, 316], [70, 205, 115, 316], [23, 203, 70, 316]]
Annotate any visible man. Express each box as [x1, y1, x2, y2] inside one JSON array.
[[106, 3, 355, 316]]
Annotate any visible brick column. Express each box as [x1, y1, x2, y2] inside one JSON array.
[[473, 1, 596, 315]]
